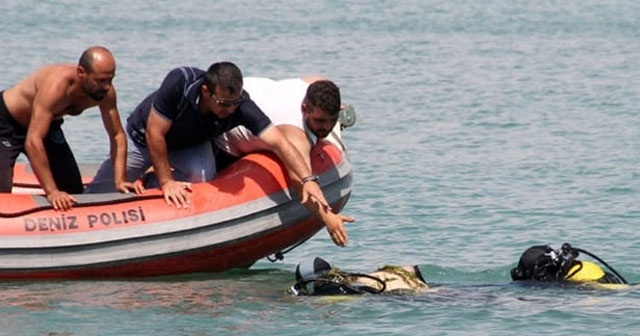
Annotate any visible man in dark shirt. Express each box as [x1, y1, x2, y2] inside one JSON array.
[[86, 62, 329, 210]]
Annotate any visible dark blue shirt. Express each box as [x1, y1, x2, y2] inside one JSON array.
[[126, 67, 272, 150]]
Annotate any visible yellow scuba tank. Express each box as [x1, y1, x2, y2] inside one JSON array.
[[565, 261, 605, 282], [564, 261, 629, 290]]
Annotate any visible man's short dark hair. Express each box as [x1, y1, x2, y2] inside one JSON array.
[[205, 62, 243, 95], [305, 80, 341, 116]]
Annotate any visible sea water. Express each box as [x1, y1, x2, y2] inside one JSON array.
[[1, 1, 639, 335]]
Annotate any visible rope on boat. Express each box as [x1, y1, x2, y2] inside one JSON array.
[[267, 235, 314, 262]]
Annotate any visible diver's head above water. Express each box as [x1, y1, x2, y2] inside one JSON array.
[[510, 243, 627, 285]]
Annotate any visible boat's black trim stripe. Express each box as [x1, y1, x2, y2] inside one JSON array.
[[0, 193, 162, 218], [12, 163, 102, 188]]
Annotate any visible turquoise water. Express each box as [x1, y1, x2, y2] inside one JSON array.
[[2, 0, 640, 335]]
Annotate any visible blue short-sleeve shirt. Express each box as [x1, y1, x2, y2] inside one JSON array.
[[126, 67, 272, 150]]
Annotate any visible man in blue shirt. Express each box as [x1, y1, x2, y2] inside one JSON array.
[[87, 62, 328, 210]]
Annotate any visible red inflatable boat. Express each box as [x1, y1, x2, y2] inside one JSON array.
[[0, 140, 352, 279]]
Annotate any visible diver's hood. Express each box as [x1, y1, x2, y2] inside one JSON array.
[[510, 245, 563, 281], [295, 257, 332, 282]]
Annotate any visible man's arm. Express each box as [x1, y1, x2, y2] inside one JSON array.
[[24, 83, 76, 210], [257, 125, 330, 208], [277, 125, 353, 247], [99, 86, 144, 194], [146, 109, 191, 208]]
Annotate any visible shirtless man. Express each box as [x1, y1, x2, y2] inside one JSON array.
[[214, 77, 354, 247], [0, 46, 140, 210]]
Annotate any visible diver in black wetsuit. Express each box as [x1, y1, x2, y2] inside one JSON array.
[[510, 243, 627, 285]]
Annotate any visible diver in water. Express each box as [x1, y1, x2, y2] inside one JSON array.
[[510, 243, 628, 286], [290, 257, 429, 296]]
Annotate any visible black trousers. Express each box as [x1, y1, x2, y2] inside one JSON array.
[[0, 92, 82, 194]]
